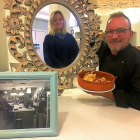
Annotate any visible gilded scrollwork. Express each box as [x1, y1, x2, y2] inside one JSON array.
[[4, 0, 27, 17], [16, 61, 38, 72], [3, 0, 102, 95], [97, 0, 140, 9], [8, 34, 27, 62], [24, 0, 34, 6], [3, 0, 31, 63], [3, 16, 24, 36]]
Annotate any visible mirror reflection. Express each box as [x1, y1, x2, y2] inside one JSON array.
[[0, 79, 50, 130], [32, 4, 81, 68]]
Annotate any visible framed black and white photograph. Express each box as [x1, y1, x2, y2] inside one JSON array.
[[0, 72, 58, 138]]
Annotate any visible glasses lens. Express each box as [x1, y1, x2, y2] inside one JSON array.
[[116, 28, 125, 35], [106, 30, 114, 37]]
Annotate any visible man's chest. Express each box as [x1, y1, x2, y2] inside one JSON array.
[[100, 55, 133, 89]]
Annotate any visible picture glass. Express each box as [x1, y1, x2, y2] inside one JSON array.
[[0, 79, 50, 130]]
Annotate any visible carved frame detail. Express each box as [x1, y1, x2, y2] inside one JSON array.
[[3, 0, 102, 95]]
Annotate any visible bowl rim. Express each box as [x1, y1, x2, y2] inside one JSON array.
[[78, 70, 115, 85]]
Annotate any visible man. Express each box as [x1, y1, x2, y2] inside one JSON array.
[[89, 12, 140, 110]]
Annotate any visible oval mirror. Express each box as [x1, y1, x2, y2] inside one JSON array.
[[32, 4, 81, 69], [4, 0, 102, 94]]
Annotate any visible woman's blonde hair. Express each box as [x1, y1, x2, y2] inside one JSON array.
[[48, 10, 67, 35]]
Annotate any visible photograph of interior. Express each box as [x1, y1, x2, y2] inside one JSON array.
[[0, 79, 50, 130]]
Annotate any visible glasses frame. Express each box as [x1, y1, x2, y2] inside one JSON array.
[[105, 28, 131, 37]]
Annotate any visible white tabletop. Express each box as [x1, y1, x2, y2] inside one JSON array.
[[9, 104, 35, 112], [12, 107, 35, 112], [2, 88, 140, 140]]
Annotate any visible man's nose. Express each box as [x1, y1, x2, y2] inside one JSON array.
[[112, 31, 118, 38]]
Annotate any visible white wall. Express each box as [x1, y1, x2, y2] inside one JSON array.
[[131, 22, 140, 46]]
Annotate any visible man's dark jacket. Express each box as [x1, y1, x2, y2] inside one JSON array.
[[96, 41, 140, 110]]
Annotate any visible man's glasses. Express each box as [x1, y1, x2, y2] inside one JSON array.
[[105, 28, 130, 37]]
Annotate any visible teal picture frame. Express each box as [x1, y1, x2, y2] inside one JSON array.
[[0, 72, 58, 139]]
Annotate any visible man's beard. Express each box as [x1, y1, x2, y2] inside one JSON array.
[[109, 45, 121, 52], [108, 39, 122, 52]]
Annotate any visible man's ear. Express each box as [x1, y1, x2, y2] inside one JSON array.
[[129, 30, 133, 40]]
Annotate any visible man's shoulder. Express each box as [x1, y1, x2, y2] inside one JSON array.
[[124, 44, 140, 64], [96, 41, 110, 54], [128, 44, 140, 57], [100, 41, 108, 48], [132, 46, 140, 53]]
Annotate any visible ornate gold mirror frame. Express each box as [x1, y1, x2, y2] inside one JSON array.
[[3, 0, 102, 94]]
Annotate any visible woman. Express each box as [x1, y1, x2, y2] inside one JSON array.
[[43, 10, 79, 68]]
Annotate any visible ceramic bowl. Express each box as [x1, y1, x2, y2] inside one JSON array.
[[78, 70, 115, 91]]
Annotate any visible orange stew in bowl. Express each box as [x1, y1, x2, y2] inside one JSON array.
[[83, 71, 110, 83]]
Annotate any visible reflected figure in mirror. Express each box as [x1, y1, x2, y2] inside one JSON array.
[[43, 10, 79, 68]]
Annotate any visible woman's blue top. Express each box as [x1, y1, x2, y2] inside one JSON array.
[[43, 32, 79, 68]]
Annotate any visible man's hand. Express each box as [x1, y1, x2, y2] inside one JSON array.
[[84, 90, 115, 101]]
